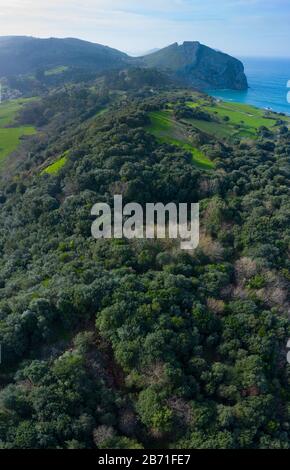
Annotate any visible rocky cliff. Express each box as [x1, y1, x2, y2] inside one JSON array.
[[142, 41, 248, 90]]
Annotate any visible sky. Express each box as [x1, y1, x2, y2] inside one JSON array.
[[0, 0, 289, 57]]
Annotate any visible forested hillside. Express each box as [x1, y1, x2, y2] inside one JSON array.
[[0, 81, 289, 449], [0, 36, 247, 91], [0, 36, 131, 76]]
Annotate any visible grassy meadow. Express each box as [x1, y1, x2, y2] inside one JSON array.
[[146, 111, 215, 170], [145, 93, 290, 171], [41, 151, 69, 175], [0, 98, 36, 168], [186, 97, 290, 141]]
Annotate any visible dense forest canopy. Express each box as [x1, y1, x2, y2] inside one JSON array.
[[0, 71, 289, 449]]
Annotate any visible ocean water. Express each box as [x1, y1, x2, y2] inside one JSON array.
[[208, 57, 290, 115]]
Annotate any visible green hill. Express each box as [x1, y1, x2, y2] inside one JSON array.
[[142, 41, 248, 90], [0, 36, 131, 76], [0, 72, 289, 450], [0, 37, 247, 92]]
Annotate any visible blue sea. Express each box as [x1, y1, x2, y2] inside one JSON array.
[[208, 57, 290, 115]]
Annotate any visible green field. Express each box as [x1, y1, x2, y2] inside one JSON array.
[[0, 98, 36, 167], [146, 111, 214, 170], [41, 151, 69, 175], [145, 95, 290, 168], [185, 97, 290, 141], [44, 65, 69, 76], [205, 101, 277, 127], [186, 98, 209, 108]]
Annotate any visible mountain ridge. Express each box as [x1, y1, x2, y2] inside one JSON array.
[[0, 36, 131, 76], [141, 41, 248, 90], [0, 36, 248, 90]]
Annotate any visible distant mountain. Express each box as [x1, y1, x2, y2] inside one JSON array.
[[142, 41, 248, 90], [141, 48, 161, 56], [0, 36, 132, 76], [127, 48, 160, 57], [0, 36, 248, 90]]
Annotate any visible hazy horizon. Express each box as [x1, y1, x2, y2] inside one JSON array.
[[1, 35, 290, 61], [0, 0, 289, 58]]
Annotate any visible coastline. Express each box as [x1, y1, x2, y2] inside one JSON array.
[[207, 88, 290, 117], [207, 89, 290, 117], [207, 56, 290, 116]]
